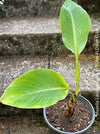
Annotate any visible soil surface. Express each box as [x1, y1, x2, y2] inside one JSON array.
[[46, 97, 92, 132]]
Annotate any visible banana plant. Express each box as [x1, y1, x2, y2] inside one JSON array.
[[0, 0, 91, 116]]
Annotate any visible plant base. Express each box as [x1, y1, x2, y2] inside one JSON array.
[[43, 95, 95, 134]]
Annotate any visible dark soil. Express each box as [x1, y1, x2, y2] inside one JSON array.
[[46, 97, 92, 132]]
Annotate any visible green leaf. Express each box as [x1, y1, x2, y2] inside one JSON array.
[[0, 69, 69, 108], [60, 0, 91, 55], [0, 1, 3, 4]]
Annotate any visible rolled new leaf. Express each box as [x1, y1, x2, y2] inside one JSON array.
[[60, 0, 91, 56], [0, 69, 69, 108]]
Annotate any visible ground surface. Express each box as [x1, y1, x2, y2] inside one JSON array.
[[0, 15, 100, 35], [0, 54, 99, 95], [0, 115, 99, 134], [0, 54, 100, 133]]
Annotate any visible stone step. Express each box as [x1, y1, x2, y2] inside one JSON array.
[[0, 108, 99, 134], [0, 54, 99, 95], [0, 54, 99, 96], [0, 54, 99, 117], [0, 0, 100, 19], [0, 16, 100, 56], [0, 107, 99, 134], [0, 55, 99, 133], [1, 0, 64, 18]]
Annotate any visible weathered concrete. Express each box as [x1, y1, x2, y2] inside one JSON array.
[[0, 54, 99, 115], [0, 16, 100, 56], [0, 0, 100, 19], [0, 0, 64, 18], [50, 54, 100, 92], [0, 55, 48, 96], [0, 18, 60, 35], [0, 54, 100, 133], [0, 55, 48, 116], [1, 15, 100, 35], [0, 112, 99, 134], [0, 114, 49, 134], [77, 0, 100, 14], [0, 92, 100, 134], [0, 54, 99, 95], [0, 114, 100, 134]]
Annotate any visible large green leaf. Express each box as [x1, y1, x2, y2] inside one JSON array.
[[60, 0, 91, 55], [0, 69, 69, 108]]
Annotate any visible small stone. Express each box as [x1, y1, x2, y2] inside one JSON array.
[[2, 126, 4, 128], [88, 121, 91, 124], [62, 128, 64, 131], [77, 124, 80, 129], [80, 119, 83, 122], [61, 105, 64, 109], [56, 127, 61, 130]]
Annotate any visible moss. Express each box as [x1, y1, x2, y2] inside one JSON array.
[[94, 121, 100, 131]]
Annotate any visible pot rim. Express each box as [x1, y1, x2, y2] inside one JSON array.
[[43, 95, 95, 134]]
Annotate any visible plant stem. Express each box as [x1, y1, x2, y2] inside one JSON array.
[[75, 54, 80, 97], [68, 88, 76, 102]]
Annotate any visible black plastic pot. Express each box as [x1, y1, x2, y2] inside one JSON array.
[[43, 95, 95, 134]]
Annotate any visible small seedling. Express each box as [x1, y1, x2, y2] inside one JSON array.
[[0, 0, 91, 116]]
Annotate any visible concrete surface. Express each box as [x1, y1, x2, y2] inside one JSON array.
[[0, 16, 100, 35], [0, 15, 100, 55], [0, 54, 99, 114], [0, 113, 99, 134], [0, 54, 99, 133], [0, 54, 99, 95], [0, 0, 100, 18]]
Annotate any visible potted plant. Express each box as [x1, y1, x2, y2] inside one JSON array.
[[0, 0, 95, 133]]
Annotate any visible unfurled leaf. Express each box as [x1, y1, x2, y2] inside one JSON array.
[[60, 0, 91, 56], [0, 69, 69, 108]]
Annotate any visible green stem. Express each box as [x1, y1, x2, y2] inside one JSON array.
[[70, 13, 80, 97], [75, 54, 80, 97], [68, 88, 76, 103]]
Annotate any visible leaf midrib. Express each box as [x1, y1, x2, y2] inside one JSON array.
[[28, 87, 67, 95], [70, 11, 78, 56]]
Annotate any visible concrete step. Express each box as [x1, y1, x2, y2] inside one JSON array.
[[0, 114, 49, 134], [0, 109, 100, 134], [0, 54, 99, 113], [0, 54, 100, 133], [0, 15, 100, 56], [0, 54, 99, 96], [0, 0, 100, 18], [0, 108, 99, 134]]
